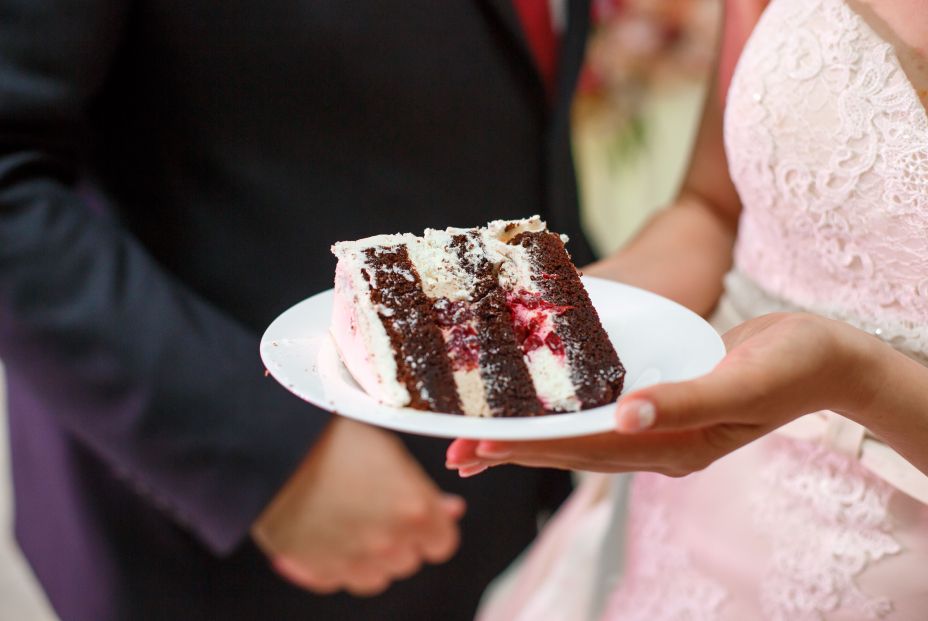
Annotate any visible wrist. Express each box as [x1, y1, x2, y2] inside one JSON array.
[[829, 318, 891, 424]]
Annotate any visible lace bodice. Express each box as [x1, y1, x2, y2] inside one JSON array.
[[725, 0, 928, 357]]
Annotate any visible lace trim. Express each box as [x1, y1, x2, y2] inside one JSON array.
[[752, 437, 902, 620], [603, 474, 727, 621]]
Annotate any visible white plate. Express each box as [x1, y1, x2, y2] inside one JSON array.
[[260, 276, 725, 440]]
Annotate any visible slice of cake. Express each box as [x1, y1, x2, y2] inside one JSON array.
[[330, 216, 625, 417]]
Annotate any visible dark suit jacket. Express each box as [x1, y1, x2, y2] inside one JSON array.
[[0, 1, 592, 619]]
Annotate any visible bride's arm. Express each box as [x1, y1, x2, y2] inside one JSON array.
[[586, 81, 740, 317]]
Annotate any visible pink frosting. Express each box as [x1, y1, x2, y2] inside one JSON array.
[[330, 262, 407, 406]]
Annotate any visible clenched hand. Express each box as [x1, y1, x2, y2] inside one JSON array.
[[253, 417, 466, 596]]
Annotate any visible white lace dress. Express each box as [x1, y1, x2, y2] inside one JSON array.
[[478, 0, 928, 619]]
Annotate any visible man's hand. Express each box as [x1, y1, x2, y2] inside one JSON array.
[[252, 417, 466, 597]]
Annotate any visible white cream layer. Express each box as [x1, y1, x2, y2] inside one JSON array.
[[453, 368, 492, 418], [406, 230, 493, 417], [405, 231, 474, 302]]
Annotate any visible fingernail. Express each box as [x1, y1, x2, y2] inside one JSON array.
[[615, 399, 656, 432], [476, 443, 511, 460], [459, 465, 488, 478], [445, 459, 482, 470]]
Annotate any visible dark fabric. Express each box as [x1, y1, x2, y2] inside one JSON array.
[[0, 0, 592, 619]]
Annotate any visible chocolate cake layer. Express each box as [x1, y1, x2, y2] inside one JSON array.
[[363, 246, 462, 413], [451, 233, 545, 417], [509, 231, 625, 406]]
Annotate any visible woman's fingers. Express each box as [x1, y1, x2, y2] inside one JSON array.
[[618, 359, 766, 433], [444, 315, 839, 479], [452, 430, 709, 473], [445, 439, 481, 467]]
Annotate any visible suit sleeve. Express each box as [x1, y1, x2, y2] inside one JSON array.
[[0, 0, 326, 555]]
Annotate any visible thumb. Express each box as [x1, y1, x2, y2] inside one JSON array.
[[615, 369, 744, 433]]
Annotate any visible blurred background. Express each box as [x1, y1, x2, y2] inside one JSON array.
[[0, 362, 59, 620], [575, 0, 719, 255], [0, 1, 718, 618]]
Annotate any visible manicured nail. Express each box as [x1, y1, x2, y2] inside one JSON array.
[[615, 399, 656, 432], [459, 465, 488, 478], [475, 443, 512, 460], [445, 459, 482, 470]]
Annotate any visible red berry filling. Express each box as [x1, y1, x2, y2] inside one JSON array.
[[433, 298, 480, 371], [506, 289, 572, 357]]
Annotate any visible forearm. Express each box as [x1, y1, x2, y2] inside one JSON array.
[[585, 192, 737, 316], [0, 174, 324, 553], [846, 329, 928, 476], [585, 48, 741, 317]]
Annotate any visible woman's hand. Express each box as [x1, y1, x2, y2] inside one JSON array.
[[447, 313, 882, 477]]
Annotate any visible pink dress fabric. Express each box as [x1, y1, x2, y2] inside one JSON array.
[[478, 0, 928, 619]]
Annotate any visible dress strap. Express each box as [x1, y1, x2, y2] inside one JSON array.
[[822, 413, 866, 458], [776, 412, 928, 505]]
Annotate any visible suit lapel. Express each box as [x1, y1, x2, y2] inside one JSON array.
[[478, 0, 547, 98], [479, 0, 591, 114], [553, 0, 591, 115]]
